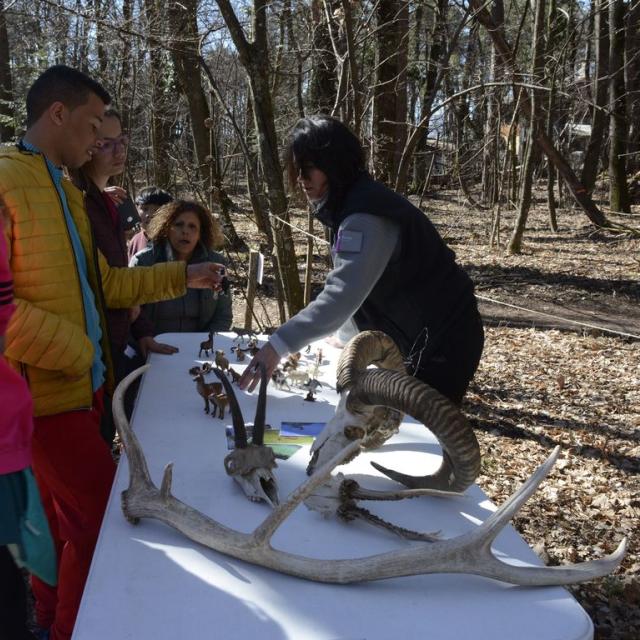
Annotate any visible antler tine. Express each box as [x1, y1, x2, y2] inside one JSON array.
[[252, 440, 362, 546], [469, 447, 629, 582], [213, 367, 247, 449], [252, 362, 268, 446], [480, 446, 562, 541], [112, 365, 154, 493]]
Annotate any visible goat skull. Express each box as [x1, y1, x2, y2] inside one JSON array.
[[213, 363, 279, 507]]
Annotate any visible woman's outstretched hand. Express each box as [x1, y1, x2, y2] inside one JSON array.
[[186, 263, 225, 291], [238, 342, 281, 392]]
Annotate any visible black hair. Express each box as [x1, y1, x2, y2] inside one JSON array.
[[26, 65, 111, 127], [135, 186, 174, 207], [284, 115, 367, 212]]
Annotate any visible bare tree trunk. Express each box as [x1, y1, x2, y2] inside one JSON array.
[[483, 0, 504, 207], [508, 0, 546, 254], [470, 0, 608, 228], [216, 0, 304, 317], [309, 0, 337, 114], [395, 8, 469, 194], [581, 0, 609, 194], [608, 0, 631, 212], [118, 0, 134, 131], [0, 0, 15, 141], [546, 0, 563, 231], [625, 0, 640, 173], [284, 0, 305, 119], [412, 0, 448, 192], [340, 0, 362, 134], [144, 0, 172, 189], [93, 0, 108, 75], [373, 0, 409, 182], [168, 0, 244, 250]]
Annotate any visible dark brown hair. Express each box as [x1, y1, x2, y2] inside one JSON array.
[[147, 200, 224, 250]]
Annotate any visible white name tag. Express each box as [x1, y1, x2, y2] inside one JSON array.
[[334, 229, 363, 253]]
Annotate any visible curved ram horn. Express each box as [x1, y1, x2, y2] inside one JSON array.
[[336, 331, 406, 393], [349, 368, 480, 492]]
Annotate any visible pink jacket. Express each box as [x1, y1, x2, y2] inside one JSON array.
[[0, 229, 33, 474]]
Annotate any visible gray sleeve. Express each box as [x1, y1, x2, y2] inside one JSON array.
[[270, 213, 400, 356]]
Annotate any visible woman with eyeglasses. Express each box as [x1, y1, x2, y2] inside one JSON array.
[[239, 115, 484, 406], [72, 108, 163, 445]]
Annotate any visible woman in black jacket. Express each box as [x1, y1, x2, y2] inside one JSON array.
[[239, 115, 483, 405]]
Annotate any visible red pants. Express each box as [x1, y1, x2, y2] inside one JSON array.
[[30, 389, 116, 640]]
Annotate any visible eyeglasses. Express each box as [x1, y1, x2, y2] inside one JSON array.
[[95, 135, 129, 154]]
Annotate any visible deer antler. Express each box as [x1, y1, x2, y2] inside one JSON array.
[[112, 365, 626, 586]]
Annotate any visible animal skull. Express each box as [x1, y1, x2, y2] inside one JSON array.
[[213, 363, 279, 507], [307, 331, 481, 493], [304, 472, 462, 541], [308, 392, 402, 475]]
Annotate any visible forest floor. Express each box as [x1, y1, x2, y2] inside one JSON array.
[[227, 181, 640, 639]]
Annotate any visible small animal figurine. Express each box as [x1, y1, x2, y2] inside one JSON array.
[[209, 391, 228, 419], [232, 328, 257, 345], [214, 349, 229, 372], [198, 332, 214, 358], [283, 352, 301, 371], [286, 369, 310, 388], [246, 338, 260, 356], [271, 367, 291, 391], [228, 368, 241, 384], [230, 345, 246, 362], [191, 371, 223, 414], [302, 378, 323, 402]]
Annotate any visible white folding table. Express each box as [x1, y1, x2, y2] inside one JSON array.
[[73, 332, 593, 640]]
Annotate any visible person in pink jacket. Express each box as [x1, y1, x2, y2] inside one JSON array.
[[0, 224, 56, 639]]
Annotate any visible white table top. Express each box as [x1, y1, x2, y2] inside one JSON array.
[[73, 333, 592, 640]]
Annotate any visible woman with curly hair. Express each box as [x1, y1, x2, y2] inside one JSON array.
[[130, 200, 233, 336]]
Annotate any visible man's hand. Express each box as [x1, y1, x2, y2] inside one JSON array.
[[138, 336, 179, 358], [186, 263, 225, 291], [238, 342, 281, 392], [103, 185, 128, 205]]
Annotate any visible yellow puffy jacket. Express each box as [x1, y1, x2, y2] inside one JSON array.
[[0, 145, 186, 416]]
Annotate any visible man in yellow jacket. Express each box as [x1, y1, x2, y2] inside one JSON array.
[[0, 66, 225, 640]]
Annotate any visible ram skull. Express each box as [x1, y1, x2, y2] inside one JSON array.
[[308, 331, 481, 493]]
